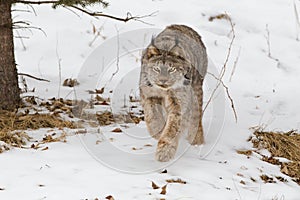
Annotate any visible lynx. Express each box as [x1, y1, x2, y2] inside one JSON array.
[[139, 25, 208, 162]]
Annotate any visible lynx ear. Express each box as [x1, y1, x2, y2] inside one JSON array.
[[146, 45, 160, 59], [169, 45, 186, 60]]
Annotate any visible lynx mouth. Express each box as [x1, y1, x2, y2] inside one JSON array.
[[157, 84, 169, 89]]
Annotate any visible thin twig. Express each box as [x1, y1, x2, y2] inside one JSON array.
[[294, 1, 300, 41], [229, 47, 241, 82], [55, 38, 62, 98], [208, 72, 237, 122], [15, 30, 27, 51], [88, 23, 106, 46], [11, 9, 32, 13], [232, 177, 242, 200], [13, 25, 47, 37], [265, 24, 272, 58], [13, 21, 31, 26], [264, 24, 279, 62], [113, 26, 120, 77], [104, 26, 120, 87], [27, 4, 37, 16], [18, 73, 50, 82], [203, 13, 237, 122], [61, 5, 81, 18]]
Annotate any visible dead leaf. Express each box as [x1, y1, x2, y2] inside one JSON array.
[[166, 178, 186, 184], [62, 78, 79, 87], [132, 147, 142, 151], [92, 24, 96, 34], [260, 174, 276, 183], [41, 146, 49, 151], [236, 149, 252, 156], [160, 184, 167, 195], [31, 143, 40, 149], [151, 181, 159, 190], [240, 180, 246, 185], [96, 87, 104, 94], [111, 128, 122, 133], [250, 177, 256, 182], [105, 195, 115, 200], [96, 140, 102, 145]]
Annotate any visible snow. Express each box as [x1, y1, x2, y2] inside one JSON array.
[[1, 0, 300, 199]]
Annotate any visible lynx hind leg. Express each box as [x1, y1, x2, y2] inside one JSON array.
[[187, 87, 204, 145], [143, 97, 166, 140]]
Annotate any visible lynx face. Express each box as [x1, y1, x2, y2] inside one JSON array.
[[145, 50, 191, 90]]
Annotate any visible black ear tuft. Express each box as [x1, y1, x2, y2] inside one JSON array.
[[169, 38, 186, 59]]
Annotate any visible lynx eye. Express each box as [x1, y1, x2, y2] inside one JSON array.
[[168, 66, 177, 73], [153, 66, 161, 73]]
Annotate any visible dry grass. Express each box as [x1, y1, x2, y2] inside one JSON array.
[[251, 129, 300, 185], [0, 109, 76, 153], [0, 131, 30, 147], [0, 95, 144, 153], [0, 111, 75, 130]]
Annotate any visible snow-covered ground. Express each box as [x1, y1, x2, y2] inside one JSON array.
[[1, 0, 300, 199]]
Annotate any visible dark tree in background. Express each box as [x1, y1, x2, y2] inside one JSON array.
[[0, 0, 20, 110], [0, 0, 149, 111]]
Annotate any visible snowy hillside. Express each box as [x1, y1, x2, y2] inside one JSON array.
[[1, 0, 300, 199]]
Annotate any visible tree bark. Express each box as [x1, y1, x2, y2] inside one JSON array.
[[0, 0, 20, 110]]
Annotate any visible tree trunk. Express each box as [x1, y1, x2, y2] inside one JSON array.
[[0, 0, 20, 110]]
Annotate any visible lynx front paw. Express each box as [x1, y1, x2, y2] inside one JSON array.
[[155, 140, 177, 162]]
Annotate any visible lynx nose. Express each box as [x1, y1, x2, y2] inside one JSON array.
[[159, 80, 167, 84]]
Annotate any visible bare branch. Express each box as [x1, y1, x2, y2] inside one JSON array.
[[11, 9, 32, 13], [15, 1, 59, 4], [18, 73, 50, 82], [69, 5, 157, 24], [208, 72, 237, 122], [15, 1, 157, 24], [203, 13, 237, 122], [13, 24, 47, 37]]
